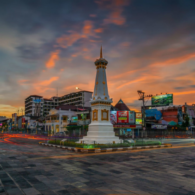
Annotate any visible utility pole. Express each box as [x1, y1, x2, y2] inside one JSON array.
[[21, 108, 23, 116], [137, 91, 153, 130]]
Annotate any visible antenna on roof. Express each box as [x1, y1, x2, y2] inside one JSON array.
[[57, 87, 59, 106]]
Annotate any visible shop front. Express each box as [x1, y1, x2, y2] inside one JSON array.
[[114, 124, 137, 138]]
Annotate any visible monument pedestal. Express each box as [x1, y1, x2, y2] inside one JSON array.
[[79, 123, 121, 144]]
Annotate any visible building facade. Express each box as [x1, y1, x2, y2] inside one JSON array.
[[25, 95, 44, 116], [58, 91, 92, 107], [44, 105, 91, 135], [25, 92, 92, 117]]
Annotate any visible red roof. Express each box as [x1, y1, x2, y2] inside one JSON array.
[[115, 99, 130, 111]]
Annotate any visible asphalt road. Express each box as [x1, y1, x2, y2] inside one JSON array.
[[1, 138, 195, 195]]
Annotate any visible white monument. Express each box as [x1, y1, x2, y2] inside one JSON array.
[[79, 47, 120, 144]]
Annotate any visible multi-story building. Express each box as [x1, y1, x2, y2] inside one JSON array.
[[25, 91, 92, 117], [43, 97, 59, 116], [58, 91, 92, 107], [25, 95, 44, 116]]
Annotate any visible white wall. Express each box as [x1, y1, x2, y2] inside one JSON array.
[[84, 92, 92, 107]]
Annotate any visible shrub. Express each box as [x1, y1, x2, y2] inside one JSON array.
[[48, 140, 161, 148]]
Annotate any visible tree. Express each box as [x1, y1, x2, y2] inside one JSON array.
[[182, 114, 190, 127]]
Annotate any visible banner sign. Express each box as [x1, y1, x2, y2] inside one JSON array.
[[110, 111, 117, 124], [129, 111, 135, 124], [136, 112, 142, 118], [136, 118, 142, 125], [33, 99, 42, 103], [22, 118, 25, 128], [151, 124, 167, 129], [117, 111, 129, 123], [151, 94, 173, 106], [145, 109, 162, 120]]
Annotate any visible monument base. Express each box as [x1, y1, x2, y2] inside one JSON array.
[[78, 123, 121, 144]]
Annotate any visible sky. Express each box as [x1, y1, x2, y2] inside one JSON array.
[[0, 0, 195, 118]]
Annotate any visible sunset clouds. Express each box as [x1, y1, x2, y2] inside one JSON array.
[[0, 0, 195, 117], [46, 50, 60, 68]]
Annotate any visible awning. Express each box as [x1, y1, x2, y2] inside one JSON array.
[[114, 124, 136, 129], [77, 108, 87, 111]]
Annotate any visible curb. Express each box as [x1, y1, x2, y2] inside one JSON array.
[[39, 143, 170, 153]]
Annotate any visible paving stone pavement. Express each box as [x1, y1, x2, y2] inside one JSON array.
[[0, 138, 195, 195]]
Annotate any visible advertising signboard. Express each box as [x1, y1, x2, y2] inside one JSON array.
[[136, 112, 142, 118], [136, 118, 142, 125], [110, 111, 117, 124], [145, 109, 162, 120], [151, 94, 173, 106], [136, 112, 142, 125], [71, 116, 78, 123], [22, 118, 25, 128], [117, 111, 129, 123], [129, 111, 135, 124], [33, 99, 42, 103]]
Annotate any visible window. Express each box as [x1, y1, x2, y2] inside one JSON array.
[[93, 109, 98, 121], [101, 109, 109, 121]]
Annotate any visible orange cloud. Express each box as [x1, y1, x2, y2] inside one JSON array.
[[173, 90, 195, 96], [83, 48, 89, 51], [83, 20, 93, 35], [32, 77, 59, 93], [96, 0, 129, 25], [120, 42, 130, 47], [46, 50, 60, 68], [94, 28, 103, 33], [38, 77, 59, 86], [71, 54, 77, 57], [57, 33, 85, 48], [117, 77, 146, 89], [150, 53, 195, 67], [104, 10, 125, 25], [110, 70, 138, 79]]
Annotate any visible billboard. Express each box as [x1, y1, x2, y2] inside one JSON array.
[[110, 111, 117, 124], [151, 94, 173, 106], [129, 111, 135, 124], [136, 118, 142, 125], [110, 111, 135, 124], [136, 112, 142, 118], [145, 109, 162, 120], [117, 111, 129, 123]]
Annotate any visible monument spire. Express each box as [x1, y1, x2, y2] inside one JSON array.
[[78, 47, 120, 144], [100, 45, 103, 58]]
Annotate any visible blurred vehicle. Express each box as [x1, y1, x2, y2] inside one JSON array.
[[54, 131, 68, 137]]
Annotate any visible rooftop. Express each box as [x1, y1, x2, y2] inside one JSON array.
[[114, 99, 130, 111], [25, 95, 43, 100], [55, 105, 91, 111]]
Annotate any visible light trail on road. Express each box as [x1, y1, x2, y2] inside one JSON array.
[[27, 143, 195, 161]]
